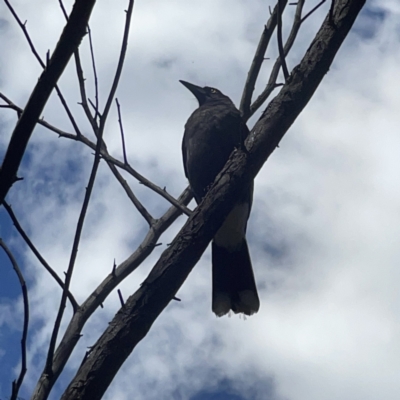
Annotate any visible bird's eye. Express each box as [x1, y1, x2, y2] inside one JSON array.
[[210, 88, 217, 93]]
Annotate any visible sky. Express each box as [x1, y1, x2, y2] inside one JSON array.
[[0, 1, 399, 399]]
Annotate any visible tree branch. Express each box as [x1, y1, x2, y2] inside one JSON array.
[[2, 202, 79, 311], [249, 0, 306, 118], [239, 0, 288, 120], [276, 0, 290, 80], [100, 0, 134, 130], [0, 239, 29, 400]]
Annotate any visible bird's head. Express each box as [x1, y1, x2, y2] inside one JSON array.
[[179, 80, 231, 106]]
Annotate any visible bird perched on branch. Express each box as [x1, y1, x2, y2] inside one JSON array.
[[180, 80, 259, 317]]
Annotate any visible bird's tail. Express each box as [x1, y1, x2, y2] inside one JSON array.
[[211, 239, 259, 317]]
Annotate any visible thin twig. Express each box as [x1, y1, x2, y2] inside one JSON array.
[[58, 0, 69, 19], [74, 49, 98, 133], [4, 0, 45, 68], [88, 98, 102, 121], [117, 289, 125, 307], [277, 0, 290, 80], [87, 25, 99, 119], [240, 0, 288, 120], [112, 99, 154, 224], [301, 0, 327, 23], [115, 98, 128, 164], [45, 97, 106, 376], [249, 0, 306, 118], [2, 202, 79, 311], [107, 161, 155, 225], [0, 239, 29, 400], [100, 0, 134, 130]]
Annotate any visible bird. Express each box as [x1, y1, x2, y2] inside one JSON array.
[[180, 80, 260, 317]]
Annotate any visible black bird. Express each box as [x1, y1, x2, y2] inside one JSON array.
[[180, 80, 260, 317]]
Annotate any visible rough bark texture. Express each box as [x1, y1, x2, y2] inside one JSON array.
[[61, 1, 365, 399]]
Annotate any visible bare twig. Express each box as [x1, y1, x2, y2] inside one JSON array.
[[2, 202, 79, 310], [88, 98, 102, 121], [107, 161, 155, 225], [0, 239, 29, 400], [3, 0, 45, 68], [100, 0, 134, 130], [58, 0, 98, 133], [74, 49, 98, 133], [117, 289, 125, 307], [115, 98, 128, 164], [249, 0, 306, 118], [58, 0, 69, 19], [277, 0, 290, 80], [301, 0, 327, 23], [240, 0, 288, 120], [88, 25, 99, 118], [113, 98, 154, 224]]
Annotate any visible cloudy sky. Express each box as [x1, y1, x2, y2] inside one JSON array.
[[0, 1, 399, 399]]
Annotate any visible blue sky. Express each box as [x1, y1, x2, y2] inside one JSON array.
[[1, 1, 400, 399]]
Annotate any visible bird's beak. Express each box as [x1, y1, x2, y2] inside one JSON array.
[[179, 80, 206, 105]]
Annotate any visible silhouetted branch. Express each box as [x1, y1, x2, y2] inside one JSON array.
[[0, 239, 29, 400], [114, 98, 155, 224], [301, 0, 327, 23], [88, 25, 99, 119], [101, 0, 134, 130], [58, 0, 97, 135], [240, 0, 288, 120], [2, 202, 79, 311], [116, 98, 128, 164], [3, 0, 45, 68], [277, 0, 289, 80], [249, 0, 306, 118], [74, 48, 99, 133]]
